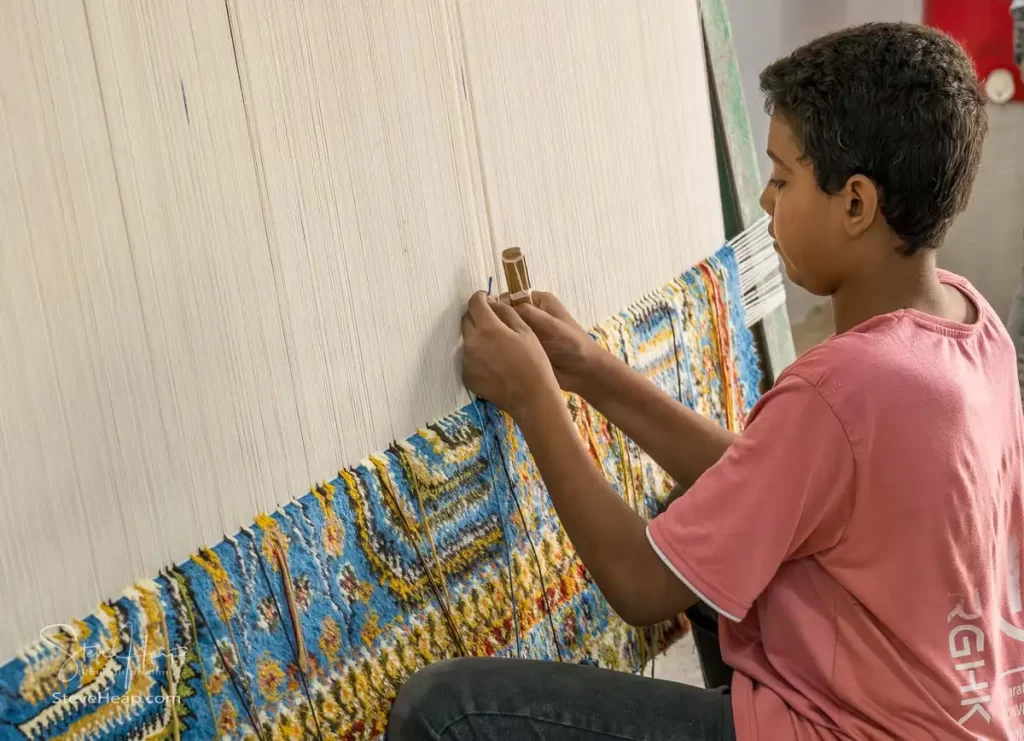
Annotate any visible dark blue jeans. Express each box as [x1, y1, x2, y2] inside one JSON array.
[[387, 605, 736, 740]]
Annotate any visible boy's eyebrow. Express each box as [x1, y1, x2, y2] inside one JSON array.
[[767, 149, 790, 169]]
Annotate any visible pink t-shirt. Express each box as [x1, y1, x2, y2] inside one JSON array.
[[648, 271, 1024, 740]]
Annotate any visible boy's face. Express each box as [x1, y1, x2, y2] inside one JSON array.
[[759, 116, 852, 296]]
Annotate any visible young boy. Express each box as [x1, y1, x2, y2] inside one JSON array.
[[389, 22, 1023, 741]]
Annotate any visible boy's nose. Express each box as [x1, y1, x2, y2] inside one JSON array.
[[759, 183, 776, 216]]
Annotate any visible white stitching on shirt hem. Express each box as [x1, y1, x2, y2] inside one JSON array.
[[645, 526, 743, 623]]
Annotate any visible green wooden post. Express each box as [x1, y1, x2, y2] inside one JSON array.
[[700, 0, 796, 386]]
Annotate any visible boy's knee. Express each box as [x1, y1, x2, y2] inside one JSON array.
[[387, 658, 467, 740]]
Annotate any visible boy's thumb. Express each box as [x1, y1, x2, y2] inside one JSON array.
[[531, 291, 573, 322], [516, 303, 561, 334]]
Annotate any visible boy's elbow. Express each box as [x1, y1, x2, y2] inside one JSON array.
[[608, 576, 700, 628], [607, 590, 690, 628], [614, 604, 683, 629], [610, 601, 645, 628], [599, 529, 699, 627], [618, 609, 660, 629]]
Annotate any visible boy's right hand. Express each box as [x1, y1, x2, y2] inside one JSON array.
[[511, 291, 609, 396]]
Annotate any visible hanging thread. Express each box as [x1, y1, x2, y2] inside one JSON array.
[[156, 583, 182, 741], [372, 458, 470, 658], [248, 529, 325, 741], [165, 568, 221, 733], [179, 566, 266, 741], [666, 299, 685, 406], [394, 446, 457, 615], [484, 405, 565, 663], [199, 548, 266, 735], [470, 397, 524, 659]]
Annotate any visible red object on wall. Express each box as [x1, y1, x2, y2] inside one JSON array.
[[924, 0, 1023, 103]]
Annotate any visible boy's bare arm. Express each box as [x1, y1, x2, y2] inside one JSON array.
[[513, 384, 699, 626], [460, 294, 716, 625], [508, 291, 736, 491], [578, 352, 737, 492]]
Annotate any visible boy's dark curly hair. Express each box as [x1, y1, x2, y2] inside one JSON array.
[[760, 22, 988, 255]]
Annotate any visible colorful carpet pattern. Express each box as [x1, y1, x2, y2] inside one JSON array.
[[0, 246, 762, 740]]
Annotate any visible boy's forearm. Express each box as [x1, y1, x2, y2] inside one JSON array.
[[512, 388, 697, 626], [579, 353, 736, 491]]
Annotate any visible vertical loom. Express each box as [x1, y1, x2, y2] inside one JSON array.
[[0, 1, 789, 736]]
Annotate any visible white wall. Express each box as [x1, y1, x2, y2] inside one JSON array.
[[723, 0, 782, 183], [723, 0, 1024, 326], [940, 104, 1024, 318]]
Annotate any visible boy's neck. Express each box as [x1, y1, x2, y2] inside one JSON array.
[[830, 249, 957, 334]]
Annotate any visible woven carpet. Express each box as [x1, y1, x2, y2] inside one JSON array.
[[0, 245, 761, 740]]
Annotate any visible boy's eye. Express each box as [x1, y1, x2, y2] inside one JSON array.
[[768, 178, 786, 190]]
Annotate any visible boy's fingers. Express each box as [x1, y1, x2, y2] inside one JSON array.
[[467, 291, 497, 325], [531, 291, 574, 322], [491, 300, 530, 333], [515, 303, 561, 334]]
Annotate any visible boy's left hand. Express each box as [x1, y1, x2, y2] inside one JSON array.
[[461, 291, 561, 416]]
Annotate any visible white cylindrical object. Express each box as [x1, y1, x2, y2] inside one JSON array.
[[986, 68, 1017, 104]]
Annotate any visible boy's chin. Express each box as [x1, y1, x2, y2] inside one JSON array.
[[787, 272, 833, 298], [781, 261, 806, 290], [781, 260, 830, 297]]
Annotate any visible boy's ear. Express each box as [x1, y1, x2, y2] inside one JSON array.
[[841, 174, 880, 238]]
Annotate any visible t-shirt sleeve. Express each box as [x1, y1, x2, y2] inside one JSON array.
[[647, 373, 856, 622]]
